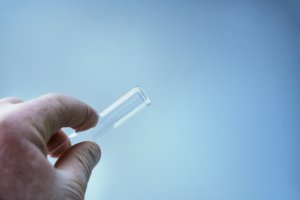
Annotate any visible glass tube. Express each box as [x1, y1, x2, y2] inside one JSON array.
[[68, 86, 151, 144]]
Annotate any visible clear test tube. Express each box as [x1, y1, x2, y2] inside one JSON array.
[[68, 86, 151, 144]]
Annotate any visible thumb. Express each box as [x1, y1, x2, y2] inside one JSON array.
[[54, 142, 101, 199]]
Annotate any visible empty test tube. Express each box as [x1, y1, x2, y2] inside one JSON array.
[[68, 86, 151, 144]]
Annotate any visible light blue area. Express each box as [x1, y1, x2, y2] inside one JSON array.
[[1, 1, 300, 199]]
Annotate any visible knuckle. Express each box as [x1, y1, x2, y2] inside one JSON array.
[[0, 112, 22, 137], [0, 111, 17, 127], [44, 93, 67, 102], [75, 142, 101, 177], [0, 97, 14, 101], [0, 97, 22, 104], [88, 142, 101, 160], [84, 142, 101, 168], [43, 93, 71, 123], [63, 178, 85, 200]]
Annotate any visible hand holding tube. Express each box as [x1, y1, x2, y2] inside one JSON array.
[[0, 94, 100, 200], [69, 86, 151, 144], [0, 86, 150, 200]]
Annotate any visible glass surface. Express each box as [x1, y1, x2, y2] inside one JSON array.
[[69, 86, 151, 144]]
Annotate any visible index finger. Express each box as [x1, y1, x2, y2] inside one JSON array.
[[18, 93, 99, 143]]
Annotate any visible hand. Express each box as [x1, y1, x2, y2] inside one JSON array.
[[0, 94, 101, 200]]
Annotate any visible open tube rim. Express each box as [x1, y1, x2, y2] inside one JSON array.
[[135, 85, 151, 106]]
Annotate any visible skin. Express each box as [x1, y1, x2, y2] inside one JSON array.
[[0, 94, 101, 200]]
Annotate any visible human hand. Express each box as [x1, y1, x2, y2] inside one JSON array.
[[0, 94, 101, 200]]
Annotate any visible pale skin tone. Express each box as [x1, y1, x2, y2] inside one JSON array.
[[0, 94, 101, 200]]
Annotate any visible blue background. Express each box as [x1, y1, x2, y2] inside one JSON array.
[[1, 0, 300, 199]]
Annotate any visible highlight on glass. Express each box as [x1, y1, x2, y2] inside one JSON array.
[[68, 86, 151, 144]]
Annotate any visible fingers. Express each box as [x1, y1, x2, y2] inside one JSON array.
[[47, 130, 71, 158], [54, 142, 101, 198], [18, 93, 99, 143]]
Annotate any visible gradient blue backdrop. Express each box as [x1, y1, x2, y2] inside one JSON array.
[[1, 0, 300, 199]]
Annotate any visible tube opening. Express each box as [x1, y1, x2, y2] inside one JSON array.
[[135, 85, 151, 106]]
